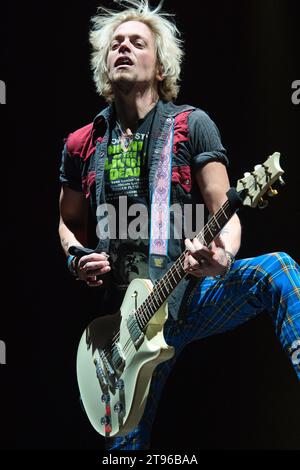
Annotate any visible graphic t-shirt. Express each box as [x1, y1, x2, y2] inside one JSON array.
[[104, 106, 156, 290]]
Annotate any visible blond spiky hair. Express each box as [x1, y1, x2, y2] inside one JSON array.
[[89, 0, 184, 102]]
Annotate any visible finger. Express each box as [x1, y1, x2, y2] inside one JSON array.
[[192, 239, 216, 260], [184, 254, 207, 272], [80, 260, 110, 272], [191, 237, 205, 252], [86, 278, 104, 287], [187, 268, 205, 278], [185, 238, 203, 253], [185, 257, 207, 276], [187, 255, 202, 268], [186, 246, 214, 264], [183, 253, 191, 271], [195, 247, 215, 262], [86, 266, 111, 277], [185, 239, 215, 260], [86, 274, 104, 286], [78, 253, 110, 268], [210, 237, 225, 251]]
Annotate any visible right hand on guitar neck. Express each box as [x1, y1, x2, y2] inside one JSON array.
[[76, 252, 111, 287]]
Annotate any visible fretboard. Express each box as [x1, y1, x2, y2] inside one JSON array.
[[135, 193, 240, 330]]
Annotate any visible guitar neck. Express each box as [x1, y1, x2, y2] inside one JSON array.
[[135, 188, 243, 330]]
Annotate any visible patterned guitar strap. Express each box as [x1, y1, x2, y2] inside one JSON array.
[[149, 117, 175, 270]]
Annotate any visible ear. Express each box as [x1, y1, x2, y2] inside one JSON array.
[[156, 63, 164, 82]]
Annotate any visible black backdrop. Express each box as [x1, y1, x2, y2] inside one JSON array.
[[0, 0, 299, 450]]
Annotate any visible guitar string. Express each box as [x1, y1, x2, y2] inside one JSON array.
[[115, 254, 186, 358], [116, 175, 271, 360], [124, 199, 229, 331], [101, 161, 276, 362], [98, 253, 187, 369], [94, 175, 275, 390], [96, 258, 186, 370], [101, 202, 232, 365], [104, 207, 227, 359], [117, 171, 273, 354], [98, 199, 233, 365], [100, 200, 233, 364], [99, 171, 273, 363]]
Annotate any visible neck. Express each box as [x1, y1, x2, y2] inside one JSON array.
[[113, 86, 159, 132]]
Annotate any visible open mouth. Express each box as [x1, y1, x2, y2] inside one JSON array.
[[114, 56, 134, 68]]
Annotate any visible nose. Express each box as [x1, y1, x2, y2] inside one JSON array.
[[118, 39, 131, 53]]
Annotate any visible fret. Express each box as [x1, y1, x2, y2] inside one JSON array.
[[220, 202, 233, 222], [142, 302, 152, 323], [159, 279, 170, 299], [202, 228, 212, 246], [220, 204, 227, 219], [140, 309, 149, 327], [149, 294, 160, 313], [154, 286, 164, 304], [216, 214, 228, 231], [136, 198, 239, 330], [173, 263, 183, 282], [178, 250, 187, 272], [135, 310, 145, 331], [197, 231, 206, 244], [213, 216, 221, 230], [140, 306, 151, 328], [169, 267, 178, 286], [208, 217, 220, 234], [135, 308, 145, 329], [176, 258, 184, 277], [206, 224, 215, 239]]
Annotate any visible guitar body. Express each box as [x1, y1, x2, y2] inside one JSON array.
[[76, 278, 175, 437]]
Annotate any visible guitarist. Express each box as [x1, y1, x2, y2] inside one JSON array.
[[58, 0, 300, 450]]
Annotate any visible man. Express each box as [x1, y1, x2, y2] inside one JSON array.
[[59, 0, 300, 450]]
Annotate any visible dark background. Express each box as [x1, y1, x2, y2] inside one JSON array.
[[0, 0, 299, 450]]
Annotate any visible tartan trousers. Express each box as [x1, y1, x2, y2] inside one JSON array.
[[106, 252, 300, 450]]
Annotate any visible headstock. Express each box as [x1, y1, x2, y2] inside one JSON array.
[[236, 152, 285, 208]]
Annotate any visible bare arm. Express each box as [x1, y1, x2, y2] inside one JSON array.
[[58, 185, 89, 256], [184, 162, 241, 277], [195, 161, 241, 256], [58, 186, 110, 286]]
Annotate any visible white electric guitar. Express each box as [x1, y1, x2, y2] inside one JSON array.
[[76, 152, 284, 437]]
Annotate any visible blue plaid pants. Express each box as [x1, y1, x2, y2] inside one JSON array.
[[106, 252, 300, 450]]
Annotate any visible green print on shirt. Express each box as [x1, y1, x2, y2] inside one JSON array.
[[106, 140, 145, 182]]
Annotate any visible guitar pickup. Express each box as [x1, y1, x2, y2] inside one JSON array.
[[111, 342, 126, 373], [127, 314, 144, 350], [94, 358, 108, 391]]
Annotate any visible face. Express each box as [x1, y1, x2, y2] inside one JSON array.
[[106, 21, 162, 92]]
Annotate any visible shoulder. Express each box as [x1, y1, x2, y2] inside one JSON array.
[[188, 107, 213, 123], [64, 106, 111, 159], [172, 105, 209, 137], [65, 122, 94, 158], [166, 103, 213, 130], [160, 100, 195, 117]]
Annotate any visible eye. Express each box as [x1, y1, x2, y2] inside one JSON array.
[[111, 42, 119, 50], [134, 40, 145, 48]]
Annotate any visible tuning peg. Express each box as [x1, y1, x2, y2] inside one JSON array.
[[254, 165, 262, 171], [258, 198, 269, 209], [267, 187, 278, 197], [279, 177, 285, 186]]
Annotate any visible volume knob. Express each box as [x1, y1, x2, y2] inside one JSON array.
[[116, 379, 124, 390], [114, 402, 124, 414], [101, 416, 110, 426], [101, 394, 110, 404]]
